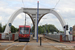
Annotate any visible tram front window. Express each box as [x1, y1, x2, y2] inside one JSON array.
[[20, 27, 29, 34]]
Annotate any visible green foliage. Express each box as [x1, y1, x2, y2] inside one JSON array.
[[46, 24, 59, 33], [59, 31, 64, 33], [1, 23, 60, 34], [2, 25, 6, 32], [31, 24, 59, 34], [11, 25, 17, 33], [31, 26, 35, 32], [0, 23, 2, 32], [2, 25, 18, 33]]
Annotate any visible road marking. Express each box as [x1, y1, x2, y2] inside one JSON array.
[[5, 43, 19, 50], [23, 42, 28, 50]]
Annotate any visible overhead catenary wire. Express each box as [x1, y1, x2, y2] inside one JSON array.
[[22, 0, 35, 8], [54, 0, 60, 8], [22, 0, 60, 8], [22, 0, 25, 7]]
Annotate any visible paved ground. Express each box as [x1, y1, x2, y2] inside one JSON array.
[[0, 35, 75, 50], [25, 45, 59, 50]]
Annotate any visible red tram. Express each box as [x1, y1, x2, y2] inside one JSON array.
[[18, 25, 30, 41]]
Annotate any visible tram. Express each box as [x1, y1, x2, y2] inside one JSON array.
[[18, 25, 30, 41]]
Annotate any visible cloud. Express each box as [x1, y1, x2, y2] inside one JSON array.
[[0, 16, 2, 21], [56, 0, 75, 13], [0, 7, 15, 15], [39, 13, 63, 31], [0, 0, 75, 31], [0, 1, 8, 6], [57, 8, 75, 13], [7, 0, 34, 2], [16, 14, 24, 19]]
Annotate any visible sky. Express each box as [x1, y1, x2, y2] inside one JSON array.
[[0, 0, 75, 31]]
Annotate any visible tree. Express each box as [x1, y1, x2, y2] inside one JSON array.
[[2, 25, 6, 32], [0, 23, 2, 32], [2, 25, 18, 33], [31, 24, 59, 34], [31, 26, 35, 33], [11, 25, 18, 33]]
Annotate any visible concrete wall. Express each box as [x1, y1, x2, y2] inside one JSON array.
[[0, 33, 18, 41]]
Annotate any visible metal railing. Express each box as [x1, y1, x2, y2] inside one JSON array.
[[45, 34, 73, 42], [45, 34, 60, 41]]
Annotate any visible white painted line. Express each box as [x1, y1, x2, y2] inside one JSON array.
[[23, 42, 28, 50], [5, 43, 19, 50]]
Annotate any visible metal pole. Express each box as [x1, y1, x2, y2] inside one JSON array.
[[9, 26, 10, 41], [46, 24, 48, 34], [9, 23, 11, 41], [64, 26, 66, 42], [24, 13, 26, 35], [40, 37, 42, 46], [36, 1, 39, 42], [25, 13, 26, 26]]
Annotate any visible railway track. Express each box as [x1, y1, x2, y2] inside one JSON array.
[[23, 42, 28, 50], [43, 38, 60, 50], [42, 37, 67, 50], [5, 42, 28, 50], [0, 36, 74, 50], [5, 42, 19, 50]]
